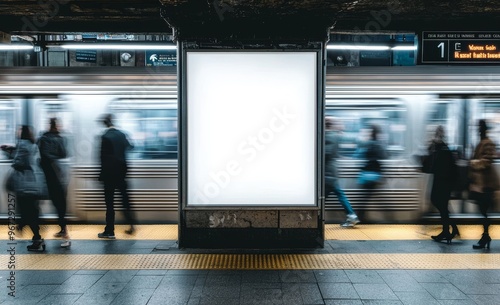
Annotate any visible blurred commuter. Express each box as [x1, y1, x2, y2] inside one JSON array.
[[426, 126, 459, 243], [2, 126, 45, 251], [98, 114, 136, 239], [38, 118, 71, 248], [357, 124, 387, 218], [469, 119, 500, 249], [325, 117, 359, 227]]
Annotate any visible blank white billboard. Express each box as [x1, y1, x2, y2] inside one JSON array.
[[186, 51, 317, 206]]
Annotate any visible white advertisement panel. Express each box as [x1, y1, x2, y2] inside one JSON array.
[[187, 51, 317, 206]]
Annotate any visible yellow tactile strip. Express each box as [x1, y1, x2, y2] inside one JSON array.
[[0, 224, 497, 240], [3, 253, 500, 270]]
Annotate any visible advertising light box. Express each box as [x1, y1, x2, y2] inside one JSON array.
[[186, 51, 317, 206]]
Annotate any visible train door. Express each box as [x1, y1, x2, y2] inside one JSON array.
[[0, 99, 21, 218], [422, 99, 465, 218], [467, 98, 500, 216], [324, 99, 421, 223], [31, 99, 74, 221]]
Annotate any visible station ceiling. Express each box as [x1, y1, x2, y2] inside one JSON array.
[[0, 0, 499, 36]]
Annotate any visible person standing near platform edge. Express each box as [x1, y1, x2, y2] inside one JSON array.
[[98, 113, 136, 239], [38, 118, 71, 248], [426, 125, 460, 244], [469, 119, 500, 249]]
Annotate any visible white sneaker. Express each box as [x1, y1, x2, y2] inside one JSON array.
[[341, 214, 360, 227], [61, 240, 71, 248]]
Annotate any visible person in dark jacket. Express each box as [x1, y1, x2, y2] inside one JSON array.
[[427, 125, 459, 243], [469, 119, 500, 249], [38, 118, 71, 248], [356, 124, 387, 221], [98, 114, 136, 238]]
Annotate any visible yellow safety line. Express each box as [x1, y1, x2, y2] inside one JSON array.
[[0, 224, 496, 240], [3, 253, 500, 270]]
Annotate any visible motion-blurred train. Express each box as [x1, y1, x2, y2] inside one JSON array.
[[1, 65, 500, 224]]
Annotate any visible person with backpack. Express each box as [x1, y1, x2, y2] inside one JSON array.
[[426, 125, 460, 243]]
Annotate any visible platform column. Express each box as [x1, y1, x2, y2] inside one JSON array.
[[161, 2, 335, 248]]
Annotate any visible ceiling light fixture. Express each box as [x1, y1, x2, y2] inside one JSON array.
[[0, 45, 34, 50], [327, 44, 417, 51], [56, 44, 176, 50], [327, 45, 390, 51], [391, 46, 417, 51]]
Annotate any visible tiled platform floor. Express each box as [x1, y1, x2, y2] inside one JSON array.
[[0, 224, 499, 305]]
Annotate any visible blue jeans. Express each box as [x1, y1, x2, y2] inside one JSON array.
[[328, 179, 355, 215]]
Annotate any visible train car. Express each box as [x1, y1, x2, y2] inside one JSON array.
[[326, 66, 500, 223], [0, 67, 179, 223], [1, 66, 500, 224]]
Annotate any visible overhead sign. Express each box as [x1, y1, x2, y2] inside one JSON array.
[[145, 50, 176, 66], [421, 31, 500, 63], [75, 50, 97, 63]]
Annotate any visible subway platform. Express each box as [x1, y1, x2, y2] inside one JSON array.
[[0, 224, 499, 305]]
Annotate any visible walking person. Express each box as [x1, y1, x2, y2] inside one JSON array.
[[98, 114, 136, 239], [2, 126, 45, 251], [469, 119, 499, 249], [325, 117, 359, 227], [38, 118, 71, 248], [426, 126, 460, 243], [357, 124, 387, 220]]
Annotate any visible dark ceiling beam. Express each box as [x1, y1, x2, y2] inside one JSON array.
[[0, 0, 499, 35]]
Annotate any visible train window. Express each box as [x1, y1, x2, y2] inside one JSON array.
[[109, 100, 177, 160], [426, 101, 461, 149], [35, 100, 74, 158], [0, 101, 19, 160], [325, 102, 406, 159], [474, 101, 500, 156]]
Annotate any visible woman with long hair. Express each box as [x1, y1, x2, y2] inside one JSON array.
[[12, 125, 45, 251], [469, 119, 499, 249]]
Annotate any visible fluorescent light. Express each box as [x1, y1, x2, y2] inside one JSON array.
[[327, 44, 417, 51], [58, 44, 176, 50], [327, 45, 390, 51], [391, 45, 417, 51], [0, 45, 33, 50]]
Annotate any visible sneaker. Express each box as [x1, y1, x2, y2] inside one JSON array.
[[97, 232, 116, 239], [54, 230, 67, 238], [340, 214, 360, 227], [27, 239, 45, 252], [124, 227, 135, 235], [61, 240, 71, 248]]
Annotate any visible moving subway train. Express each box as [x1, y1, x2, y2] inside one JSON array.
[[1, 66, 500, 224]]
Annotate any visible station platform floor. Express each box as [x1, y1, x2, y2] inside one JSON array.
[[1, 224, 499, 305]]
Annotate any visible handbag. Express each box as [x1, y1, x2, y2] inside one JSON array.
[[421, 152, 436, 174], [4, 169, 47, 197], [4, 168, 21, 193], [14, 167, 49, 200], [358, 170, 381, 186]]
